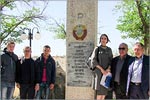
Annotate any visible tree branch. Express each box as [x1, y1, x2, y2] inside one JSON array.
[[50, 17, 66, 35], [1, 14, 43, 42], [135, 0, 149, 34], [0, 0, 14, 11]]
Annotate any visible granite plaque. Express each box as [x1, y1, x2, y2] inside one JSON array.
[[67, 42, 94, 86]]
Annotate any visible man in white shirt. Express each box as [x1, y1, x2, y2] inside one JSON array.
[[126, 42, 149, 99]]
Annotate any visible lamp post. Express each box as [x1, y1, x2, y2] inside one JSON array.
[[20, 27, 41, 49]]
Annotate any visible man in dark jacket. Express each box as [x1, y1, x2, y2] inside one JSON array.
[[35, 45, 56, 99], [111, 43, 132, 99], [16, 46, 40, 99], [1, 41, 18, 99], [126, 42, 149, 99]]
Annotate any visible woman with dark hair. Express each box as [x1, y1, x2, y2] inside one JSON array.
[[91, 34, 113, 100]]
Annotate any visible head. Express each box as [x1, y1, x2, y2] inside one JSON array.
[[43, 45, 51, 57], [118, 43, 128, 57], [99, 34, 110, 46], [23, 46, 31, 58], [133, 42, 144, 58], [7, 41, 15, 53]]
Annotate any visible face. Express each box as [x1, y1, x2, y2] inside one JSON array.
[[118, 44, 128, 57], [24, 48, 31, 57], [7, 43, 15, 52], [100, 35, 108, 46], [133, 44, 144, 58], [43, 47, 51, 57]]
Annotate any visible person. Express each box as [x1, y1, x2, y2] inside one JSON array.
[[91, 34, 113, 100], [35, 45, 56, 99], [111, 43, 132, 99], [15, 46, 40, 99], [1, 41, 18, 99], [126, 42, 149, 99]]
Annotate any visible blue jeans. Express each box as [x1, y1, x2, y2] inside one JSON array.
[[35, 82, 50, 99], [1, 82, 15, 99]]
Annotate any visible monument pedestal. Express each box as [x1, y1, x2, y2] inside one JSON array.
[[66, 0, 98, 99]]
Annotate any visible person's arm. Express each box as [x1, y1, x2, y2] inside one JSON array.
[[107, 48, 113, 72], [50, 59, 56, 90], [35, 58, 41, 84], [15, 60, 21, 88], [34, 59, 40, 91]]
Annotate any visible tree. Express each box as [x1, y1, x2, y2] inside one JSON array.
[[115, 0, 150, 55], [47, 17, 66, 39], [0, 0, 47, 46]]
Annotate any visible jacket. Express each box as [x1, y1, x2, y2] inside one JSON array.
[[111, 54, 132, 91], [35, 54, 56, 85], [16, 57, 39, 84], [1, 51, 18, 83], [126, 55, 149, 98]]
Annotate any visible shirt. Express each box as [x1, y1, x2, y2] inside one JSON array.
[[114, 57, 125, 83], [42, 58, 47, 82], [131, 56, 143, 83]]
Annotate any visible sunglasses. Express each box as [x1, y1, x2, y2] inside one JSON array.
[[24, 50, 31, 52], [118, 48, 126, 50]]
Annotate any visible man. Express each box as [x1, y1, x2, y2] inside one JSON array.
[[1, 41, 18, 99], [16, 46, 40, 99], [111, 43, 132, 99], [35, 45, 56, 99], [126, 42, 149, 99]]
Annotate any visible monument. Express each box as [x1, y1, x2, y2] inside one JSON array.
[[66, 0, 98, 99]]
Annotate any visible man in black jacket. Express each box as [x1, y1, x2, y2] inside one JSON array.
[[16, 46, 40, 99], [1, 41, 18, 99], [111, 43, 132, 99], [35, 45, 56, 99]]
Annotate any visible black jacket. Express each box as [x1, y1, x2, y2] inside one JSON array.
[[16, 57, 39, 84], [111, 54, 132, 91], [35, 54, 56, 85], [1, 51, 18, 83]]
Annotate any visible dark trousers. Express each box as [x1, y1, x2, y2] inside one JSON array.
[[20, 84, 35, 99], [114, 82, 127, 99], [129, 84, 148, 99]]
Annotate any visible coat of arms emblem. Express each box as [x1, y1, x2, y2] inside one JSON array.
[[73, 24, 87, 40]]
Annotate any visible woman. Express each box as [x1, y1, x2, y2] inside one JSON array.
[[91, 34, 113, 100]]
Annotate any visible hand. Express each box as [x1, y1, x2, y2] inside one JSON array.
[[16, 83, 20, 88], [148, 91, 150, 96], [101, 69, 108, 75], [97, 65, 108, 75], [50, 84, 54, 90], [35, 84, 40, 91]]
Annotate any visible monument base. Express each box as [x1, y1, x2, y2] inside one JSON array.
[[66, 86, 95, 99]]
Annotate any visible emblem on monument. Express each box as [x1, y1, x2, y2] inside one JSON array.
[[73, 24, 87, 40]]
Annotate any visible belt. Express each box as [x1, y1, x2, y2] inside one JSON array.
[[130, 82, 141, 86]]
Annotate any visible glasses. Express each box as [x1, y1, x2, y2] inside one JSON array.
[[118, 48, 126, 50]]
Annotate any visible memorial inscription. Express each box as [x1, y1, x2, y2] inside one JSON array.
[[67, 42, 94, 86]]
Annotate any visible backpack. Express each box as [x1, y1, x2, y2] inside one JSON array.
[[86, 46, 99, 71]]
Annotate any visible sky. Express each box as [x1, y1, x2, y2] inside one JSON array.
[[3, 0, 136, 57]]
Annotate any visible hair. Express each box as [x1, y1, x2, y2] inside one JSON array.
[[134, 42, 144, 48], [44, 45, 51, 49], [99, 34, 110, 43], [23, 46, 31, 52], [119, 43, 128, 49], [7, 41, 15, 46]]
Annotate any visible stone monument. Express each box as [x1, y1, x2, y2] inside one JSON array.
[[66, 0, 98, 99]]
